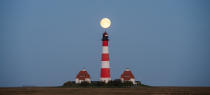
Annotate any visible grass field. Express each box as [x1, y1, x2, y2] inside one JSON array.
[[0, 87, 210, 95]]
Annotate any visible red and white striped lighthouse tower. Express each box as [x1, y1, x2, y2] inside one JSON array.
[[100, 32, 111, 83]]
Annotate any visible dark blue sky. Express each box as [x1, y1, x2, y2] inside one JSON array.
[[0, 0, 210, 87]]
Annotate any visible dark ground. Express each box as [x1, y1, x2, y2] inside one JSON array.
[[0, 87, 210, 95]]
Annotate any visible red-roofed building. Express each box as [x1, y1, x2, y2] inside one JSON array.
[[75, 68, 91, 84], [120, 68, 136, 84]]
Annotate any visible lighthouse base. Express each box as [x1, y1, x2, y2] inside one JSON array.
[[100, 78, 111, 83]]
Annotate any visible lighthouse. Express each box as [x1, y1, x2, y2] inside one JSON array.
[[100, 32, 111, 83], [100, 18, 112, 83]]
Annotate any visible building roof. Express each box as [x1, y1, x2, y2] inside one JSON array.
[[120, 68, 135, 80], [76, 69, 90, 80]]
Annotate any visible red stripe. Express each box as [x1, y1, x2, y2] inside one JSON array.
[[102, 54, 109, 61], [101, 68, 110, 77], [103, 41, 108, 46]]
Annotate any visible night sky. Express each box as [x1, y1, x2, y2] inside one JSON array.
[[0, 0, 210, 87]]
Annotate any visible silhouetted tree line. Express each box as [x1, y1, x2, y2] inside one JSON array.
[[62, 79, 148, 88]]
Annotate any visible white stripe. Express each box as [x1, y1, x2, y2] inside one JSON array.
[[100, 78, 111, 80], [101, 61, 110, 68], [102, 46, 109, 53]]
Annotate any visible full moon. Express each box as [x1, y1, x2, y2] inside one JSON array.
[[100, 18, 111, 29]]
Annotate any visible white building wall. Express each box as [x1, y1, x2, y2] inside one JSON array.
[[100, 77, 111, 83], [130, 78, 136, 84], [85, 78, 91, 83], [120, 78, 136, 84], [120, 78, 124, 83], [75, 78, 80, 84], [75, 78, 91, 84]]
